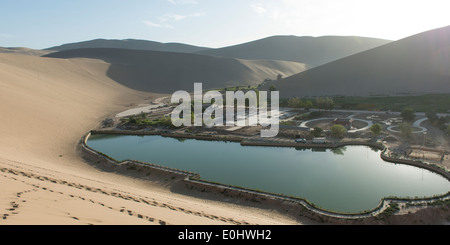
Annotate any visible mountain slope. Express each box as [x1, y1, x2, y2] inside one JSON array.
[[197, 36, 391, 66], [44, 48, 307, 93], [45, 38, 211, 53], [273, 26, 450, 98]]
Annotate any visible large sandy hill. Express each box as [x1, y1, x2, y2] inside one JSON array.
[[46, 38, 211, 53], [0, 53, 299, 225], [44, 48, 307, 93], [273, 25, 450, 98], [197, 35, 391, 67], [0, 47, 53, 56]]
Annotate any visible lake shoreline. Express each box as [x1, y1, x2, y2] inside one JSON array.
[[81, 129, 450, 223]]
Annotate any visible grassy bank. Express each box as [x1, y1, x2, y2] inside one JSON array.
[[280, 94, 450, 113], [332, 94, 450, 113]]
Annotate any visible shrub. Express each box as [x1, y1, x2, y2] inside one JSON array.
[[310, 111, 323, 118], [128, 116, 137, 124], [101, 118, 114, 128], [280, 120, 297, 126], [382, 203, 400, 216]]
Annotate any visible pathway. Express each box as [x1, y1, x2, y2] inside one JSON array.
[[387, 117, 428, 134], [300, 116, 373, 133], [115, 97, 171, 118]]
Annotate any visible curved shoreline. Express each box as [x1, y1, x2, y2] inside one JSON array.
[[80, 130, 450, 220]]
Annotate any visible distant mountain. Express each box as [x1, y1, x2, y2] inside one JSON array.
[[271, 25, 450, 98], [44, 48, 307, 94], [197, 36, 391, 67], [45, 39, 211, 53]]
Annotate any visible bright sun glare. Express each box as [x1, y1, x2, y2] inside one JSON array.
[[261, 0, 450, 41]]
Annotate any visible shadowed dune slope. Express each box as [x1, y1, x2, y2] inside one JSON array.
[[197, 36, 391, 66], [274, 25, 450, 98], [44, 48, 307, 93], [46, 38, 211, 53]]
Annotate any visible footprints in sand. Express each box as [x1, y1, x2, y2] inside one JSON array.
[[0, 185, 37, 222], [0, 166, 249, 225], [1, 169, 169, 225], [2, 201, 20, 220], [120, 208, 169, 225]]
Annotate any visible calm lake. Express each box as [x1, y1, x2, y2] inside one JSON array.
[[87, 134, 450, 213]]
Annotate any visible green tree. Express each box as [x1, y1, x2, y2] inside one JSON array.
[[330, 125, 347, 139], [288, 97, 301, 108], [128, 116, 137, 124], [399, 122, 413, 139], [311, 127, 323, 137], [401, 108, 415, 122], [269, 85, 277, 91], [304, 100, 313, 110], [317, 97, 325, 110], [315, 97, 334, 111], [324, 97, 334, 111], [277, 74, 283, 81], [370, 124, 383, 136]]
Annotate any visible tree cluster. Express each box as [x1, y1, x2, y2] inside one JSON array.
[[315, 97, 334, 111], [287, 97, 313, 109]]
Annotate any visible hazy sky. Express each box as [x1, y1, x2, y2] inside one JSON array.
[[1, 0, 449, 49]]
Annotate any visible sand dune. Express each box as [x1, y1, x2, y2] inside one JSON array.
[[197, 35, 391, 67], [46, 38, 211, 53], [273, 25, 450, 98], [0, 47, 53, 56], [44, 48, 307, 93], [0, 53, 299, 225]]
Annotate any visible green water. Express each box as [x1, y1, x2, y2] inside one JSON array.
[[87, 134, 450, 213]]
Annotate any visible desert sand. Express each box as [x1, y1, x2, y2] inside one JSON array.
[[0, 47, 53, 57], [0, 53, 299, 225]]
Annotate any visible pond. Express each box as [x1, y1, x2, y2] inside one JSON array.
[[87, 134, 450, 213]]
